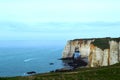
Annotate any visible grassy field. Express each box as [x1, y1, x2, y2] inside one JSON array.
[[0, 63, 120, 80]]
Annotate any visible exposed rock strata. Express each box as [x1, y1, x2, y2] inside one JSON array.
[[62, 38, 120, 67]]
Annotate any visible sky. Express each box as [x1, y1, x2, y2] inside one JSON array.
[[0, 0, 120, 46]]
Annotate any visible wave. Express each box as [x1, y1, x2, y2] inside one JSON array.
[[24, 58, 35, 62]]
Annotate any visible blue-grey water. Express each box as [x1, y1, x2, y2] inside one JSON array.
[[0, 46, 64, 77]]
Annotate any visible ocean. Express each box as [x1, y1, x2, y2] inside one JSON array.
[[0, 46, 64, 77]]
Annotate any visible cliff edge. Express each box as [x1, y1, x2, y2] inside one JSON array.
[[62, 37, 120, 67]]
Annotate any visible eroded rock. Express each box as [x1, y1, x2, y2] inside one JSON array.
[[62, 37, 120, 67]]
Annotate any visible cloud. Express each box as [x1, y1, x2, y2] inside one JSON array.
[[0, 22, 119, 40], [0, 21, 119, 32]]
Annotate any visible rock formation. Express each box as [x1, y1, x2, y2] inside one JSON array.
[[62, 37, 120, 67]]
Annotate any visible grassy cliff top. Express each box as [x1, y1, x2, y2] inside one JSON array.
[[73, 37, 120, 50], [73, 37, 120, 41], [92, 37, 120, 50], [0, 63, 120, 80]]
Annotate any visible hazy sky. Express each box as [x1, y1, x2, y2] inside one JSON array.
[[1, 0, 120, 22], [0, 0, 120, 41]]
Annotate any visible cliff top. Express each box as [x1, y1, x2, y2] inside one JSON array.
[[72, 37, 120, 50], [73, 37, 120, 41]]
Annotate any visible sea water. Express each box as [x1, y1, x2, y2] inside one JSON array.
[[0, 47, 64, 77]]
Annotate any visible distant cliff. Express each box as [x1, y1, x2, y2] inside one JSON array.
[[62, 37, 120, 67]]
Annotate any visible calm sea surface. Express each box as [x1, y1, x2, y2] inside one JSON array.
[[0, 47, 64, 77]]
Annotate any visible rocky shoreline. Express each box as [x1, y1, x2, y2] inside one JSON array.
[[51, 57, 88, 73]]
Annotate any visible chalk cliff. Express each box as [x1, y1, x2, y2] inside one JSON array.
[[62, 37, 120, 67]]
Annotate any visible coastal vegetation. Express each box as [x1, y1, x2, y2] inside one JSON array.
[[73, 37, 120, 50], [92, 37, 120, 50], [0, 62, 120, 80], [91, 38, 110, 50]]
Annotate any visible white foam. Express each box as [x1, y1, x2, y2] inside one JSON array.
[[24, 58, 35, 62]]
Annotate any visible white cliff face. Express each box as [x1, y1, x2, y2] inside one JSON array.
[[62, 41, 72, 58], [79, 40, 93, 58], [62, 38, 120, 67], [109, 41, 119, 65], [62, 40, 93, 58], [102, 49, 109, 66], [62, 40, 79, 58], [88, 45, 110, 67], [90, 47, 103, 67]]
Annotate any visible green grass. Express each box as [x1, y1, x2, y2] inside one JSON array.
[[73, 37, 120, 50], [91, 37, 120, 50], [91, 38, 110, 50], [0, 63, 120, 80]]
